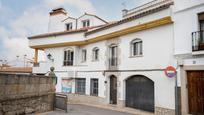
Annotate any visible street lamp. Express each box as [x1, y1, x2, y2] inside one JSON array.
[[47, 53, 54, 62]]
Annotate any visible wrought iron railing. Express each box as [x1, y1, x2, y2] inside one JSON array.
[[109, 57, 118, 68], [192, 30, 204, 51], [63, 60, 73, 66]]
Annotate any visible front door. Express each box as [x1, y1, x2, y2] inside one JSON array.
[[126, 75, 154, 112], [187, 71, 204, 114], [110, 75, 117, 104]]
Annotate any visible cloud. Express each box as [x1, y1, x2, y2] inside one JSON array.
[[10, 5, 49, 37], [0, 0, 97, 66], [0, 4, 49, 65]]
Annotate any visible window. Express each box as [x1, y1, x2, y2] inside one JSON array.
[[66, 23, 72, 31], [109, 44, 118, 67], [131, 39, 143, 56], [92, 47, 99, 61], [90, 79, 98, 96], [75, 78, 86, 94], [199, 13, 204, 43], [82, 49, 87, 62], [82, 20, 90, 28], [63, 49, 74, 66]]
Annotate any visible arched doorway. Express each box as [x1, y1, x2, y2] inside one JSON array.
[[126, 75, 154, 112], [110, 75, 117, 104]]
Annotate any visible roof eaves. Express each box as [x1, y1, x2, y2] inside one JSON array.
[[85, 2, 173, 36], [62, 16, 77, 22], [28, 29, 88, 39]]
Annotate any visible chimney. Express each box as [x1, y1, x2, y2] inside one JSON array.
[[48, 7, 68, 32], [122, 9, 128, 17], [49, 7, 67, 16]]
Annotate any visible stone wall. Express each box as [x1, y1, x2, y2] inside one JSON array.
[[0, 73, 56, 115]]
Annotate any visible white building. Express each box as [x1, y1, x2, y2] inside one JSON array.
[[28, 0, 204, 114], [173, 0, 204, 114]]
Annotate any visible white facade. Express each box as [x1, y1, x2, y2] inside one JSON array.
[[28, 0, 204, 114], [173, 0, 204, 114]]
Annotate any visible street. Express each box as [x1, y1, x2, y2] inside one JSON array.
[[41, 104, 135, 115]]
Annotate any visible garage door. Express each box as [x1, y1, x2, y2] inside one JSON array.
[[126, 75, 154, 112], [187, 71, 204, 114]]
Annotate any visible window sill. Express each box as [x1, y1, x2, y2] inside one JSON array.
[[129, 55, 143, 58]]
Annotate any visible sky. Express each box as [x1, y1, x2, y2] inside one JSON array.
[[0, 0, 151, 66]]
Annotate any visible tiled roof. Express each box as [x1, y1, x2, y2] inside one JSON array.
[[28, 25, 108, 39], [0, 67, 32, 73], [85, 1, 173, 36], [28, 29, 88, 39]]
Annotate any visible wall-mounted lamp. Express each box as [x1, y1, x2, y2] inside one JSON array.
[[47, 53, 54, 62]]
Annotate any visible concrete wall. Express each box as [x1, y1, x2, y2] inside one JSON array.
[[0, 73, 56, 115]]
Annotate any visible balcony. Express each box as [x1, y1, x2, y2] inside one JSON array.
[[109, 57, 118, 69], [192, 30, 204, 51]]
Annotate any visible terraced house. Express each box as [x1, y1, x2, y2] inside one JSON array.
[[28, 0, 204, 115]]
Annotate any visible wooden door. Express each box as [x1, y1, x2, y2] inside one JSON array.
[[187, 71, 204, 114], [110, 75, 117, 104]]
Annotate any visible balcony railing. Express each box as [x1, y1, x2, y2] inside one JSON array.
[[109, 57, 118, 68], [63, 60, 73, 66], [192, 30, 204, 51]]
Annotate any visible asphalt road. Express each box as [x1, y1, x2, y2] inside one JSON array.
[[41, 104, 135, 115]]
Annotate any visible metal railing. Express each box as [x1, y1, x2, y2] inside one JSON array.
[[109, 57, 118, 68], [63, 60, 73, 66], [192, 30, 204, 51]]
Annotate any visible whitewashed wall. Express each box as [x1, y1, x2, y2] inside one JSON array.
[[77, 14, 106, 29], [173, 2, 204, 55], [63, 18, 77, 30], [48, 13, 67, 32], [119, 24, 174, 70], [29, 32, 85, 46]]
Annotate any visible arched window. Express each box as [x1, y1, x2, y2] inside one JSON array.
[[63, 48, 74, 66], [131, 39, 143, 56], [92, 47, 99, 61]]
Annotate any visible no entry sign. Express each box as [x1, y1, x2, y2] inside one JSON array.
[[164, 66, 177, 78]]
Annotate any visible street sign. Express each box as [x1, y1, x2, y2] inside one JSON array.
[[164, 66, 177, 78]]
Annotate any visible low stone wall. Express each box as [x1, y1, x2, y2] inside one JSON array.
[[0, 73, 56, 115]]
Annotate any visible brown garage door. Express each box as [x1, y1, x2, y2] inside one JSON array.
[[187, 71, 204, 114]]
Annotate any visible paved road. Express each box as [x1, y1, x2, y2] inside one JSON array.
[[41, 104, 134, 115]]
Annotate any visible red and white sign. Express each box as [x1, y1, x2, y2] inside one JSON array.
[[164, 66, 177, 78]]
